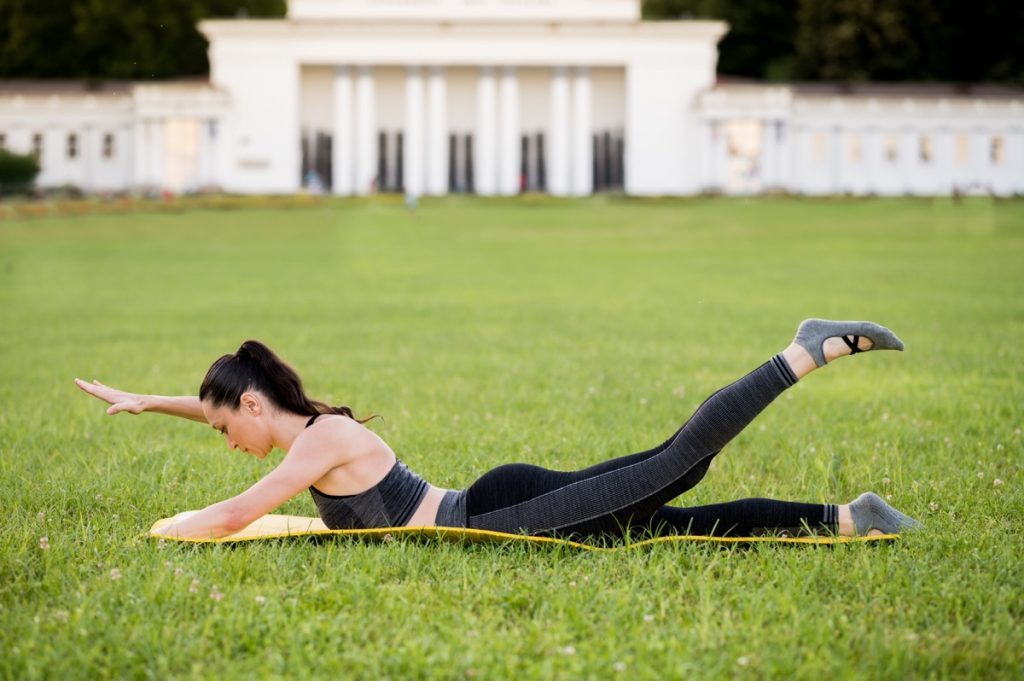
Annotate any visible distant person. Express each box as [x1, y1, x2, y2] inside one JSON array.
[[303, 169, 324, 194], [75, 319, 920, 541]]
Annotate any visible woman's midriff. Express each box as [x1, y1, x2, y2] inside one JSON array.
[[405, 484, 447, 526]]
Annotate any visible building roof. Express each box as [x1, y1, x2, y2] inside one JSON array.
[[0, 78, 212, 96], [715, 77, 1024, 99]]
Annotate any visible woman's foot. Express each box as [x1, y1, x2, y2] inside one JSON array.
[[838, 492, 922, 536], [793, 319, 905, 369], [822, 335, 873, 362]]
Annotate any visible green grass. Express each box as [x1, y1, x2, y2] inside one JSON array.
[[1, 196, 1022, 679]]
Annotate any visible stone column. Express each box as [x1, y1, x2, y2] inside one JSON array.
[[133, 119, 148, 189], [712, 120, 728, 191], [426, 66, 447, 196], [571, 67, 593, 196], [195, 121, 210, 188], [548, 66, 570, 196], [475, 66, 497, 195], [332, 66, 354, 195], [150, 119, 164, 191], [355, 66, 376, 195], [404, 66, 425, 196], [498, 66, 520, 195], [760, 120, 776, 190]]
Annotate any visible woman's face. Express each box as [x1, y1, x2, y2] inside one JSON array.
[[201, 392, 273, 459]]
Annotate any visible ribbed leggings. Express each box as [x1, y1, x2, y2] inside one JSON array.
[[453, 354, 837, 539]]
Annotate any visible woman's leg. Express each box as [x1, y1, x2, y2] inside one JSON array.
[[462, 320, 904, 539], [638, 498, 840, 538], [465, 350, 800, 537], [640, 492, 922, 538]]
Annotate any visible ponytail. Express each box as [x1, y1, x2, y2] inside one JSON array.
[[199, 340, 378, 424]]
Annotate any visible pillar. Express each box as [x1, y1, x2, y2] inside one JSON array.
[[426, 66, 448, 195], [355, 66, 376, 195], [404, 65, 425, 196], [332, 66, 354, 195], [498, 66, 520, 195], [475, 66, 497, 195], [571, 67, 592, 196], [548, 66, 570, 196], [133, 119, 148, 189]]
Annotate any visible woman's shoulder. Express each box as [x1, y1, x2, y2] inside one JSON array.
[[299, 414, 388, 460]]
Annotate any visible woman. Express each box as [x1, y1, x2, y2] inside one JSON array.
[[74, 319, 920, 541]]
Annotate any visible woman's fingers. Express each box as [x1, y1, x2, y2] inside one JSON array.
[[74, 378, 132, 409], [108, 400, 142, 415], [75, 379, 110, 401], [74, 378, 104, 399]]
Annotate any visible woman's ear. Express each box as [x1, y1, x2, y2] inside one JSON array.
[[240, 392, 262, 416]]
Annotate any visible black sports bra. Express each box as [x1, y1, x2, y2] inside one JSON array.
[[304, 414, 430, 530]]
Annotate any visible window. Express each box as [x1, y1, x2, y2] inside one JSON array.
[[991, 135, 1005, 165], [31, 133, 43, 158], [67, 133, 78, 159], [919, 135, 933, 164], [955, 134, 970, 165], [102, 133, 115, 159], [883, 135, 898, 163], [812, 132, 826, 163], [848, 134, 862, 163]]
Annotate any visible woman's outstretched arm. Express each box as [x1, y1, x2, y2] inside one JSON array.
[[154, 418, 353, 539], [74, 379, 207, 423]]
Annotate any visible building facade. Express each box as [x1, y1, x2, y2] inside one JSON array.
[[0, 0, 1021, 197]]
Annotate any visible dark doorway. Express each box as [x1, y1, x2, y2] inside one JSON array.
[[376, 130, 405, 193], [592, 128, 624, 193], [447, 132, 475, 194], [300, 129, 333, 191], [520, 132, 547, 192]]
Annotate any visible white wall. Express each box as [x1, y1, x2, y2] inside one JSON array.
[[289, 0, 640, 22], [300, 66, 334, 133], [626, 58, 709, 195], [0, 93, 135, 191], [591, 67, 625, 132], [209, 42, 300, 193], [702, 89, 1024, 197]]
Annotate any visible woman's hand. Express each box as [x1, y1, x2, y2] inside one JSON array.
[[74, 379, 148, 415]]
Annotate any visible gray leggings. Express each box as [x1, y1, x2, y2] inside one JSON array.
[[436, 355, 834, 539]]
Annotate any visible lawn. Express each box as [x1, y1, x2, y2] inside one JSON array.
[[1, 196, 1021, 679]]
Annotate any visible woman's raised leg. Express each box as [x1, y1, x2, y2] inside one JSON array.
[[462, 319, 905, 539]]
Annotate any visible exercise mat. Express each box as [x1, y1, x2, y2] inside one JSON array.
[[149, 512, 897, 550]]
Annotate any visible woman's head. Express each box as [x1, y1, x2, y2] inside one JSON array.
[[199, 340, 370, 456]]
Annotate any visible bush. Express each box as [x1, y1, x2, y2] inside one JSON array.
[[0, 149, 41, 193]]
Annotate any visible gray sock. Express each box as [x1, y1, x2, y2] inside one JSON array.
[[848, 492, 922, 535], [794, 318, 905, 368]]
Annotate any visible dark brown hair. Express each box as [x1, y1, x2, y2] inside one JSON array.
[[199, 340, 376, 423]]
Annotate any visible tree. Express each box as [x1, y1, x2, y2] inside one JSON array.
[[645, 0, 1024, 84], [0, 0, 285, 79], [0, 149, 40, 193], [644, 0, 800, 80], [793, 0, 1024, 83], [0, 0, 1020, 83]]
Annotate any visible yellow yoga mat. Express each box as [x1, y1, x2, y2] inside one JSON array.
[[149, 512, 897, 551]]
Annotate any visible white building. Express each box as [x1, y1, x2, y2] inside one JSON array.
[[0, 0, 1021, 197]]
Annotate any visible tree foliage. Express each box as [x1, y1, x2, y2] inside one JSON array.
[[0, 0, 1019, 83], [644, 0, 800, 80], [645, 0, 1023, 83], [0, 148, 40, 192], [0, 0, 285, 79]]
